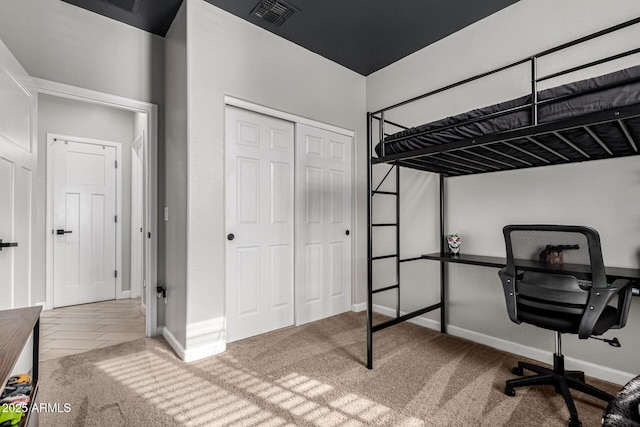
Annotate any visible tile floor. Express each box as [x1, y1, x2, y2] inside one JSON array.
[[39, 298, 145, 361]]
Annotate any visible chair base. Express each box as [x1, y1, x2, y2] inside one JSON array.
[[504, 354, 614, 427]]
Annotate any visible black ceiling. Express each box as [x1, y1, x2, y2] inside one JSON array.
[[61, 0, 520, 76]]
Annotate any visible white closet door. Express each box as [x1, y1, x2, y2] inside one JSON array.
[[295, 124, 352, 325], [0, 38, 35, 310], [225, 106, 295, 343]]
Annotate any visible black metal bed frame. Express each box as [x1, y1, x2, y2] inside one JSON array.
[[366, 17, 640, 369]]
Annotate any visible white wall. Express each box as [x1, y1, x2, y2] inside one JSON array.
[[366, 0, 640, 381], [37, 94, 136, 302], [165, 0, 367, 355], [163, 2, 188, 347], [0, 0, 163, 105]]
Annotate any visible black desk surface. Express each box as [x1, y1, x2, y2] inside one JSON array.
[[422, 252, 640, 282]]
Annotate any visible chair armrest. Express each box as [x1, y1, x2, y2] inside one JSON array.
[[578, 278, 633, 339], [612, 279, 633, 329]]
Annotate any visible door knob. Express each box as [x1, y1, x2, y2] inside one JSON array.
[[56, 229, 72, 235], [345, 230, 350, 236], [0, 239, 18, 251], [227, 233, 235, 241]]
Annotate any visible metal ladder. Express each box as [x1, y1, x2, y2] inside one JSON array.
[[366, 113, 445, 369]]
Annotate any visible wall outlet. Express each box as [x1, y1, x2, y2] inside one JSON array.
[[164, 207, 169, 221]]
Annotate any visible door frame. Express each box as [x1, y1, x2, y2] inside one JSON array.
[[224, 96, 355, 328], [36, 78, 159, 337], [131, 134, 144, 301], [46, 134, 123, 307]]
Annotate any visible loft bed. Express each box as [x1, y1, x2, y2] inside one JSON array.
[[366, 17, 640, 369]]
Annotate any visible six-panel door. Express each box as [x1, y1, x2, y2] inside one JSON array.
[[225, 106, 295, 342], [295, 124, 352, 325]]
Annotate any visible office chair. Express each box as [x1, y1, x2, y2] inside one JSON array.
[[498, 225, 633, 427]]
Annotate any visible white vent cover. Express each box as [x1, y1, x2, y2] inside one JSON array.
[[252, 0, 296, 26]]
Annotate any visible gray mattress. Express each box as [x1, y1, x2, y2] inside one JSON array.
[[377, 66, 640, 159]]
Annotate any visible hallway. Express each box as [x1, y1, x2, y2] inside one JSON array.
[[39, 298, 145, 361]]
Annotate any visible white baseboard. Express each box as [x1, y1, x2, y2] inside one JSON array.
[[162, 323, 227, 363], [118, 290, 131, 300], [370, 304, 634, 386], [35, 302, 48, 311], [351, 302, 367, 312], [162, 326, 186, 360]]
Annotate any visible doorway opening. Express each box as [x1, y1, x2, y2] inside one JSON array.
[[37, 80, 158, 338]]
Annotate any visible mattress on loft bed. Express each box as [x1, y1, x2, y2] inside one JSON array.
[[376, 65, 640, 159]]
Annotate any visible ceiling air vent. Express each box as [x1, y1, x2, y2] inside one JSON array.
[[251, 0, 296, 27], [100, 0, 141, 13]]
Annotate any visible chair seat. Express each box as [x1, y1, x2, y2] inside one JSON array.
[[518, 305, 619, 335]]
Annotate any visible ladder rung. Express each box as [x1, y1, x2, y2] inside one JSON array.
[[372, 191, 398, 195], [372, 254, 397, 261], [372, 223, 397, 227], [372, 284, 399, 294]]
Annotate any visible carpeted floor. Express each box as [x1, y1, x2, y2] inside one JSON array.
[[38, 312, 619, 426]]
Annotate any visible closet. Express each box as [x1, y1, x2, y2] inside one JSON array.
[[225, 105, 352, 342]]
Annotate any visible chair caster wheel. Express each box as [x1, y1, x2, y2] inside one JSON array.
[[505, 386, 515, 397], [511, 367, 523, 376]]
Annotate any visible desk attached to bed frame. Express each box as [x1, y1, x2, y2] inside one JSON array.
[[366, 17, 640, 369]]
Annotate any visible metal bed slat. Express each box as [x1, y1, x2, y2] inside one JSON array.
[[430, 154, 489, 172], [461, 149, 517, 169], [525, 136, 570, 161], [583, 125, 613, 155], [618, 119, 638, 152], [483, 145, 533, 166], [503, 142, 548, 164], [552, 131, 590, 159], [442, 152, 500, 171]]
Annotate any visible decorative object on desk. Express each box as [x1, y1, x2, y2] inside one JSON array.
[[538, 244, 579, 265], [446, 233, 461, 255], [602, 374, 640, 426]]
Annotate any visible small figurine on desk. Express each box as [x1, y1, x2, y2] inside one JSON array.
[[446, 233, 461, 255], [539, 244, 579, 265]]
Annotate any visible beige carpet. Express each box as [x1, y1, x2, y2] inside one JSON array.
[[38, 312, 618, 426]]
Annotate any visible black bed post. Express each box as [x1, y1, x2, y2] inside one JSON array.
[[439, 174, 446, 333], [531, 56, 538, 126], [366, 112, 374, 369], [395, 163, 401, 318]]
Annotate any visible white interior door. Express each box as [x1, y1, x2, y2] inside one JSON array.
[[225, 106, 295, 343], [52, 138, 117, 307], [0, 38, 35, 311], [296, 124, 352, 325]]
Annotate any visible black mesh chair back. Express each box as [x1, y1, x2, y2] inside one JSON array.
[[500, 225, 630, 339]]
